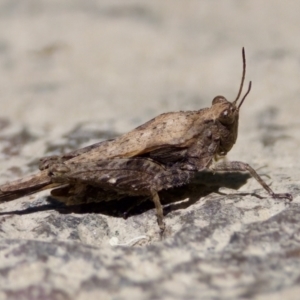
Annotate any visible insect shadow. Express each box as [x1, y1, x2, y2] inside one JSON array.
[[0, 171, 255, 218]]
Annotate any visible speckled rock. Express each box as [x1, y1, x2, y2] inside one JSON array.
[[0, 1, 299, 299]]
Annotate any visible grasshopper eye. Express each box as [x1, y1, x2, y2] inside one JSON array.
[[218, 104, 237, 124], [222, 109, 229, 117], [222, 105, 236, 116]]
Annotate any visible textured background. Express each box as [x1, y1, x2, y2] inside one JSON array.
[[0, 1, 300, 299]]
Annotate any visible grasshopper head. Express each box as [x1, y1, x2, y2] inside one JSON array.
[[211, 47, 251, 125], [211, 81, 251, 125], [210, 48, 252, 155]]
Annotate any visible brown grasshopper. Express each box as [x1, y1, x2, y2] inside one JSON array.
[[0, 48, 292, 233]]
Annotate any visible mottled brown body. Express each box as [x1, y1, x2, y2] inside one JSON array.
[[0, 49, 292, 233]]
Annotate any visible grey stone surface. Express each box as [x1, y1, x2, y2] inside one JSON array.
[[0, 1, 299, 299]]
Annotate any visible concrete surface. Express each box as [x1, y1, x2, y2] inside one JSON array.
[[0, 1, 299, 299]]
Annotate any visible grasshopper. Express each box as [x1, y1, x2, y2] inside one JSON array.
[[0, 48, 292, 233]]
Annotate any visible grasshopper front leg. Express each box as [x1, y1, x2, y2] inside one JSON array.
[[211, 161, 292, 201]]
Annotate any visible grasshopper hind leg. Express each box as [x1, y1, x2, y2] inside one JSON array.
[[47, 158, 192, 233]]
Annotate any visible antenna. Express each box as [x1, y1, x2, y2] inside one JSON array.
[[233, 47, 246, 105], [238, 81, 252, 109]]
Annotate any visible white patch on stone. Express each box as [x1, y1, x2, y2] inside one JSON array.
[[109, 235, 149, 247], [108, 178, 117, 184]]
